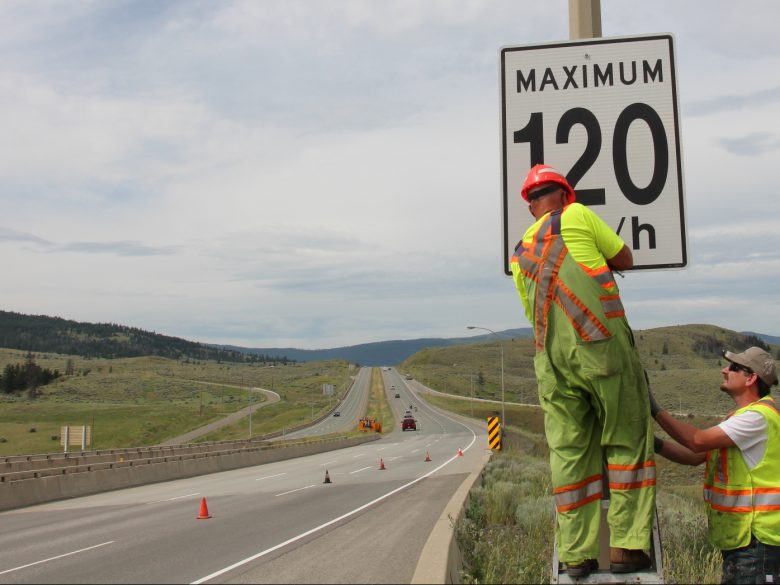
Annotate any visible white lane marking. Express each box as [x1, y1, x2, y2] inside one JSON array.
[[377, 447, 386, 451], [426, 443, 431, 447], [352, 454, 364, 458], [349, 466, 372, 475], [319, 461, 337, 467], [191, 430, 478, 585], [255, 473, 287, 481], [275, 485, 316, 497], [410, 449, 420, 453], [0, 541, 115, 576], [387, 457, 401, 461], [147, 492, 200, 504]]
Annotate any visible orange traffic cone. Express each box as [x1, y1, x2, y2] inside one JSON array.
[[379, 458, 386, 470], [457, 448, 463, 457], [196, 497, 212, 519], [324, 469, 332, 484], [425, 451, 431, 462]]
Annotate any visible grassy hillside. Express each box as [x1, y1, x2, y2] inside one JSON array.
[[400, 324, 777, 417], [0, 348, 354, 454], [0, 310, 288, 363]]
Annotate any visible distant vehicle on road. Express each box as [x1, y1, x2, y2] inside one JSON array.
[[395, 393, 400, 398], [333, 411, 341, 417], [405, 374, 412, 380], [402, 415, 417, 431]]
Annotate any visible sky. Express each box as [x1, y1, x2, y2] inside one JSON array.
[[1, 0, 779, 349]]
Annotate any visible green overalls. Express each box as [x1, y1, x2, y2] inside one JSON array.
[[511, 207, 655, 562]]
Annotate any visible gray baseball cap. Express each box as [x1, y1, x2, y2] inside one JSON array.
[[723, 347, 778, 386]]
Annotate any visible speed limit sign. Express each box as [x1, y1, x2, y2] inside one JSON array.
[[501, 34, 687, 274]]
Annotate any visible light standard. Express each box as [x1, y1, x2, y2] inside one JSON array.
[[466, 326, 505, 427]]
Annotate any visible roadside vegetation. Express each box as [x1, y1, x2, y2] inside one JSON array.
[[0, 348, 354, 454], [429, 394, 724, 583], [365, 367, 395, 432]]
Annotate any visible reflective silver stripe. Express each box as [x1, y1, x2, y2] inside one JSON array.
[[608, 464, 656, 485], [555, 286, 609, 341], [755, 492, 780, 507], [518, 253, 538, 275], [601, 296, 624, 315], [554, 478, 603, 509], [705, 489, 753, 510], [591, 271, 615, 287], [717, 456, 726, 484], [531, 217, 553, 258], [534, 238, 566, 346]]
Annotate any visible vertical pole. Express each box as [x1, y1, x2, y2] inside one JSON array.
[[470, 374, 474, 417], [500, 341, 505, 431], [63, 426, 69, 454], [81, 425, 86, 451], [569, 0, 602, 39]]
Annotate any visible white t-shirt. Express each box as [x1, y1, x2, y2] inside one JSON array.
[[718, 410, 768, 470]]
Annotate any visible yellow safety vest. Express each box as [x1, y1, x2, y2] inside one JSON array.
[[704, 397, 780, 550]]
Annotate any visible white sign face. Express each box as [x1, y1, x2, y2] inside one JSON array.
[[501, 34, 687, 274]]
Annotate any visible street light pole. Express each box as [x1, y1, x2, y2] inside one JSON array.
[[466, 326, 505, 427]]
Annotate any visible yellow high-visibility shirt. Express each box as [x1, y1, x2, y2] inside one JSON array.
[[512, 202, 626, 324]]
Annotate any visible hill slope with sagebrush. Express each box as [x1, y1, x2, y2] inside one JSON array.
[[400, 324, 778, 416]]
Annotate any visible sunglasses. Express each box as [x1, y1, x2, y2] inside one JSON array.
[[728, 362, 753, 375], [528, 184, 563, 201]]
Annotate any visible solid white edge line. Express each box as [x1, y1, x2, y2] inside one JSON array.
[[191, 428, 478, 584], [0, 541, 115, 576]]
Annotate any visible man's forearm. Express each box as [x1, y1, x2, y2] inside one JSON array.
[[656, 437, 707, 466], [655, 410, 707, 452]]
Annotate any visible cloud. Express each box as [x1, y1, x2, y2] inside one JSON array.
[[0, 226, 177, 257], [685, 86, 780, 117], [718, 132, 780, 156]]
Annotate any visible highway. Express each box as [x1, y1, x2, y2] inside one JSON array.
[[0, 368, 488, 584], [280, 367, 372, 439]]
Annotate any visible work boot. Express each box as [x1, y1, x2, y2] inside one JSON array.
[[610, 548, 651, 573], [566, 559, 598, 579]]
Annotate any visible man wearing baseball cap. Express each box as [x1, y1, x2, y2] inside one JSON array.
[[650, 347, 780, 583]]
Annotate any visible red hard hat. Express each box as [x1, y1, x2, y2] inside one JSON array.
[[521, 164, 576, 204]]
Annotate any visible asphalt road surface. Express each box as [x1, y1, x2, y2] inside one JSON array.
[[280, 367, 372, 440], [0, 368, 488, 584]]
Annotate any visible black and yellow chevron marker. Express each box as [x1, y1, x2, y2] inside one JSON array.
[[487, 416, 501, 450]]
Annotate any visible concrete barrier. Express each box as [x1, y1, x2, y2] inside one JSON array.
[[0, 435, 379, 512]]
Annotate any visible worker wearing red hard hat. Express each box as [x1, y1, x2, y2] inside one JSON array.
[[511, 164, 655, 578]]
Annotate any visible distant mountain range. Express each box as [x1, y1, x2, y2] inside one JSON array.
[[0, 310, 777, 366], [216, 328, 535, 366]]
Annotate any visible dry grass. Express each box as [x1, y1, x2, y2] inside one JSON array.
[[0, 349, 354, 453]]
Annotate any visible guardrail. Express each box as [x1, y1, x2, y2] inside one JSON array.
[[0, 436, 355, 482], [0, 434, 379, 512]]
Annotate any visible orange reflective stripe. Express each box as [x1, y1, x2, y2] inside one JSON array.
[[719, 448, 728, 484], [576, 261, 617, 289], [704, 483, 754, 513], [554, 280, 611, 341], [557, 492, 602, 512], [534, 236, 566, 352], [600, 294, 625, 319], [553, 474, 603, 512], [608, 461, 656, 490]]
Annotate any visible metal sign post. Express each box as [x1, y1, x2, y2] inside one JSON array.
[[501, 34, 687, 274]]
